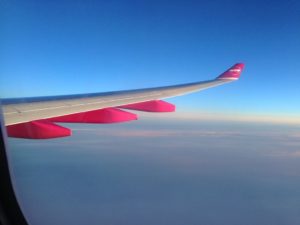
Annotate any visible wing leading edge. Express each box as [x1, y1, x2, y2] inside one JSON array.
[[2, 63, 244, 138]]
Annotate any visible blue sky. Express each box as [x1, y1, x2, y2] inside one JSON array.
[[1, 0, 300, 118]]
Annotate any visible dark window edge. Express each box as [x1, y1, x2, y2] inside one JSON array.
[[0, 103, 29, 225]]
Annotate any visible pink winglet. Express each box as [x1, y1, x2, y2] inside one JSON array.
[[217, 63, 245, 80], [7, 121, 71, 139], [120, 100, 175, 112], [48, 108, 137, 123]]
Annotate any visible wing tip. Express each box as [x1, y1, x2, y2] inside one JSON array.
[[217, 63, 245, 80]]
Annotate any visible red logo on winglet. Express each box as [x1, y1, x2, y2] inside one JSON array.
[[217, 63, 245, 80]]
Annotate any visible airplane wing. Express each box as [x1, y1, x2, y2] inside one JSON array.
[[2, 63, 244, 139]]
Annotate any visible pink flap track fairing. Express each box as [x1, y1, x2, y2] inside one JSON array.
[[120, 100, 175, 112], [48, 108, 137, 124], [7, 108, 138, 139], [7, 121, 71, 139]]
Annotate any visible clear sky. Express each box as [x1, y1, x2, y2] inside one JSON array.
[[1, 0, 300, 119]]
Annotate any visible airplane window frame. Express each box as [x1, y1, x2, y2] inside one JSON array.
[[0, 105, 29, 225]]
